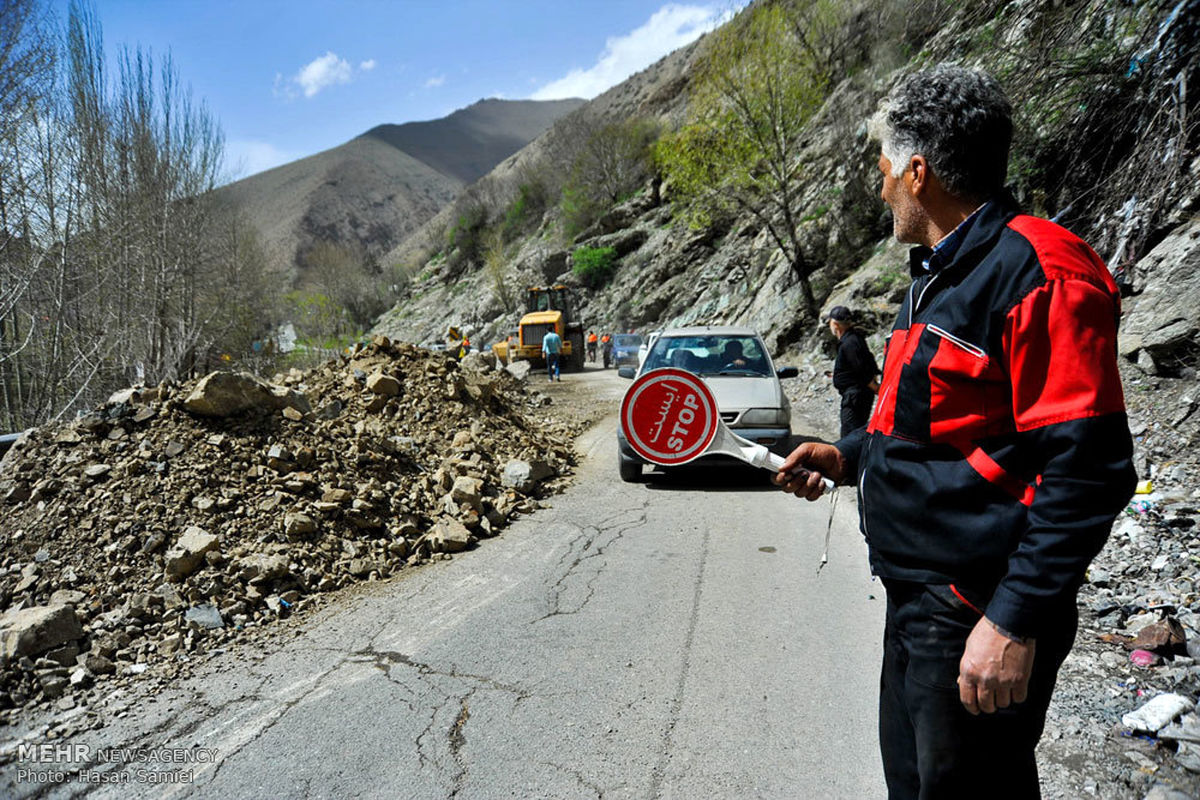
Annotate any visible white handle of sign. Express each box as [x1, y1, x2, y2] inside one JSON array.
[[709, 423, 836, 491]]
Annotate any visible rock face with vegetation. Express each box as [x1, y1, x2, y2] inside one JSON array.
[[376, 0, 1199, 368]]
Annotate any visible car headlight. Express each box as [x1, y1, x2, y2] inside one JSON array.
[[739, 408, 789, 426]]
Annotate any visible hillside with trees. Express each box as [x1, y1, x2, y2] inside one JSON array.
[[0, 0, 582, 431], [375, 0, 1199, 386], [0, 1, 270, 431]]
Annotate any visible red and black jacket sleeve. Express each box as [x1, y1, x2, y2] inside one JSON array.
[[984, 218, 1137, 638]]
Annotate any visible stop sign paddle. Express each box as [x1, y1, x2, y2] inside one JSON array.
[[620, 367, 834, 488]]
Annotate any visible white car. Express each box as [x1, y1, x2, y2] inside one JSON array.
[[637, 330, 661, 368], [616, 326, 798, 481]]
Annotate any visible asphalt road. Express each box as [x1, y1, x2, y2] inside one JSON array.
[[4, 367, 886, 799]]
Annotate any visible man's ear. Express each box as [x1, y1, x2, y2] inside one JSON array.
[[908, 155, 929, 196]]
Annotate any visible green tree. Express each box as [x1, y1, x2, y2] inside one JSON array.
[[483, 227, 514, 310], [571, 245, 618, 289], [560, 116, 660, 239], [657, 1, 830, 320], [301, 240, 387, 330]]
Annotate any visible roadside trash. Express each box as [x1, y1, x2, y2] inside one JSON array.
[[1132, 617, 1188, 654], [1135, 479, 1154, 494], [1158, 712, 1200, 744], [1122, 692, 1195, 733], [1131, 649, 1160, 667], [1127, 499, 1154, 515]]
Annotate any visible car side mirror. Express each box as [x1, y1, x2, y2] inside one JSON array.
[[776, 366, 799, 379], [618, 367, 636, 379]]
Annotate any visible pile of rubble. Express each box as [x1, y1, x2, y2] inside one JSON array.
[[0, 338, 578, 718], [1054, 432, 1200, 797]]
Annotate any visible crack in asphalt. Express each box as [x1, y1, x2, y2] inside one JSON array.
[[446, 691, 474, 798], [648, 519, 711, 799], [534, 501, 650, 623], [349, 648, 530, 700], [540, 759, 607, 798], [345, 645, 528, 797], [195, 666, 337, 795]]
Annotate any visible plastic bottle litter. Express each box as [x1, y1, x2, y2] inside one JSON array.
[[1122, 692, 1195, 733]]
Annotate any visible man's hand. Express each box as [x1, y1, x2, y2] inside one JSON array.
[[958, 616, 1036, 714], [773, 442, 845, 501]]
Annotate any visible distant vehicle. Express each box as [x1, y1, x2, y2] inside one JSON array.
[[611, 334, 642, 367], [637, 330, 661, 368], [510, 285, 585, 370], [615, 326, 799, 482]]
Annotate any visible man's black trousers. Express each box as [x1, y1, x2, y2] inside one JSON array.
[[839, 386, 873, 438], [879, 580, 1078, 800]]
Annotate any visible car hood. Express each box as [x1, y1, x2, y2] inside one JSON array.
[[700, 375, 782, 410]]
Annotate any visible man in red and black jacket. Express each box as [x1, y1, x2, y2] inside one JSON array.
[[777, 65, 1136, 799]]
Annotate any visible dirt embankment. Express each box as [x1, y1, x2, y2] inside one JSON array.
[[0, 340, 594, 720]]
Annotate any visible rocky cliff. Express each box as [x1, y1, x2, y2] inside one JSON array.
[[376, 0, 1200, 407]]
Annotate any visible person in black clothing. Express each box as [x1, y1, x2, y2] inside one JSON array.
[[775, 65, 1136, 799], [826, 305, 879, 437]]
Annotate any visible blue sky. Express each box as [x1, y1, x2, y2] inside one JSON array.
[[79, 1, 744, 181]]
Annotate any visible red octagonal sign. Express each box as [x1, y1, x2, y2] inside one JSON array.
[[620, 368, 719, 466]]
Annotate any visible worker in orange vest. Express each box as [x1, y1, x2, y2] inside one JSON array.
[[600, 333, 613, 368], [586, 331, 598, 363]]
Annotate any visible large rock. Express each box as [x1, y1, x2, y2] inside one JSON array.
[[459, 351, 496, 372], [502, 459, 556, 493], [588, 227, 650, 257], [283, 512, 317, 539], [184, 604, 224, 630], [366, 371, 402, 396], [236, 553, 291, 584], [163, 526, 220, 581], [449, 476, 484, 512], [183, 371, 312, 417], [0, 605, 83, 664], [429, 518, 472, 553], [1121, 217, 1200, 375], [505, 360, 532, 381]]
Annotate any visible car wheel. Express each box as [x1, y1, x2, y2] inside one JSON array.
[[618, 452, 643, 483]]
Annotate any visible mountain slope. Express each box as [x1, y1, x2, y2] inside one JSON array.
[[363, 98, 585, 185], [214, 98, 584, 279]]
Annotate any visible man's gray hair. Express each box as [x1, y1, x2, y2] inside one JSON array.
[[869, 64, 1013, 202]]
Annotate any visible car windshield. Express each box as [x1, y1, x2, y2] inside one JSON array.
[[642, 334, 772, 377], [613, 334, 641, 347]]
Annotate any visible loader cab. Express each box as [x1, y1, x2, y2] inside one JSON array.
[[526, 286, 575, 319]]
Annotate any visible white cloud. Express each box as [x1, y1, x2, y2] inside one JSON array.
[[224, 140, 299, 180], [424, 74, 446, 89], [360, 59, 377, 71], [530, 4, 724, 100], [295, 51, 352, 98]]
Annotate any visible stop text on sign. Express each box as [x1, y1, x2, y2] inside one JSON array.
[[621, 368, 718, 466]]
